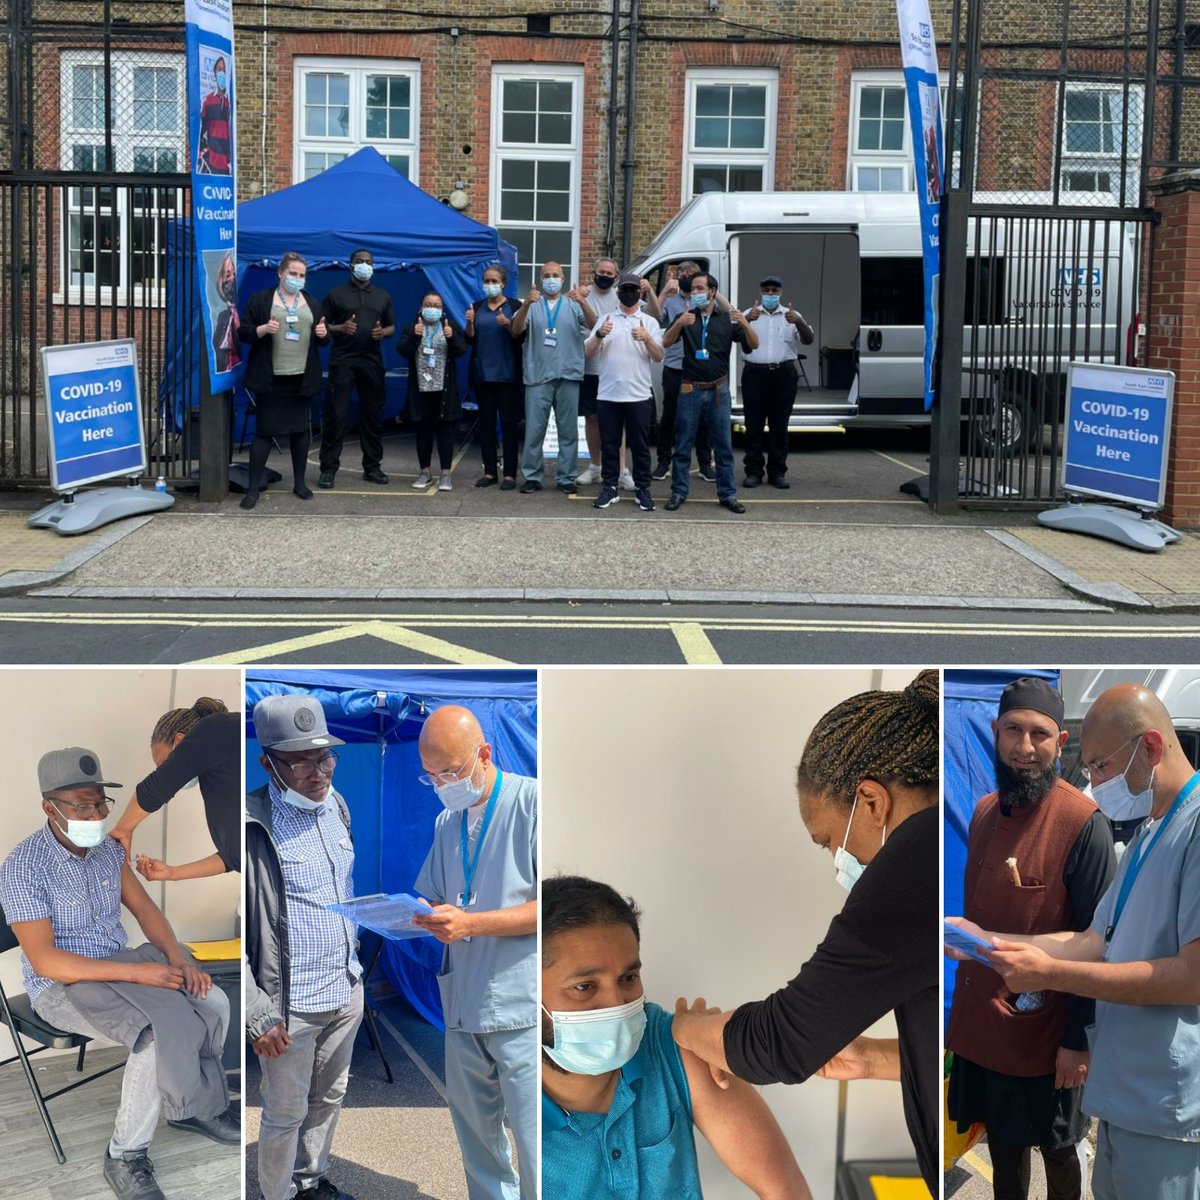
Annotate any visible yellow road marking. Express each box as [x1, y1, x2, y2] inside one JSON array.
[[669, 621, 723, 664], [962, 1149, 993, 1182], [870, 448, 924, 472], [566, 495, 922, 505]]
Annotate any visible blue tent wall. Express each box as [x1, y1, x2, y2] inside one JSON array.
[[245, 669, 536, 1030], [162, 148, 518, 438], [943, 669, 1060, 1028]]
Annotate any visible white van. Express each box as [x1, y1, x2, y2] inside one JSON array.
[[629, 191, 1140, 453]]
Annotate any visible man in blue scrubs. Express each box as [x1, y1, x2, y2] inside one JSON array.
[[413, 706, 537, 1200], [953, 684, 1200, 1200]]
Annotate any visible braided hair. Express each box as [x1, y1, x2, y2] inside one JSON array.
[[796, 669, 939, 810], [151, 696, 228, 748]]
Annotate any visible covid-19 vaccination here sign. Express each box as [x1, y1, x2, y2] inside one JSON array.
[[41, 339, 146, 491], [1062, 362, 1175, 509]]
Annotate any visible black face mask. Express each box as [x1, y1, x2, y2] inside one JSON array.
[[593, 274, 616, 290], [221, 279, 237, 303], [617, 286, 641, 306], [678, 274, 694, 294]]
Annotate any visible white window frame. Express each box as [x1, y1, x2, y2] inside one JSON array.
[[58, 49, 185, 305], [293, 57, 421, 184], [489, 62, 584, 290], [847, 69, 950, 194], [682, 68, 777, 204], [1059, 81, 1143, 206]]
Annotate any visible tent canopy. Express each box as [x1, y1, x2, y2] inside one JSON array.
[[943, 669, 1059, 1027], [245, 669, 537, 1030]]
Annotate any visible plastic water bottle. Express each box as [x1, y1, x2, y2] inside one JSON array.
[[1015, 991, 1045, 1012], [155, 476, 168, 494]]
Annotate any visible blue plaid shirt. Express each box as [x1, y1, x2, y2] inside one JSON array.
[[268, 779, 361, 1013], [0, 824, 127, 1004]]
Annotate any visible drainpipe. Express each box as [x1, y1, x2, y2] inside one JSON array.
[[620, 0, 638, 265], [604, 0, 620, 258]]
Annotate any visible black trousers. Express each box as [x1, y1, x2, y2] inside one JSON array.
[[599, 398, 653, 489], [987, 1131, 1083, 1200], [657, 366, 711, 469], [741, 360, 797, 480], [475, 379, 523, 479], [320, 357, 385, 473], [416, 393, 455, 470]]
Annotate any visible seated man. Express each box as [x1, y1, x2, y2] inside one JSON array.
[[0, 746, 237, 1200], [542, 875, 813, 1200]]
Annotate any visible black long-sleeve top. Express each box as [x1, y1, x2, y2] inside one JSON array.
[[724, 803, 938, 1192]]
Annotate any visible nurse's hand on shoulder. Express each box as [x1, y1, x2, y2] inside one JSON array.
[[412, 901, 474, 944], [675, 996, 731, 1089], [253, 1022, 293, 1058]]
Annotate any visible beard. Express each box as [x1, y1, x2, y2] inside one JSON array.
[[994, 754, 1057, 812]]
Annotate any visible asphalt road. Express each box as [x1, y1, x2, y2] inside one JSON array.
[[1, 598, 1196, 665]]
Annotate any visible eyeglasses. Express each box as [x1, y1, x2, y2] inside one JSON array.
[[52, 797, 113, 818], [269, 751, 338, 780], [1080, 734, 1140, 783], [417, 746, 482, 787]]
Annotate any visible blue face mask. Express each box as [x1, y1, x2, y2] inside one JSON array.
[[832, 792, 886, 893], [541, 277, 563, 296], [216, 70, 227, 91], [761, 294, 782, 310], [48, 801, 109, 849], [281, 275, 303, 295], [352, 262, 373, 282], [422, 307, 443, 324], [690, 292, 710, 310], [483, 282, 503, 298], [542, 995, 646, 1074]]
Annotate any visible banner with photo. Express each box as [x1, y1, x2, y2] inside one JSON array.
[[185, 0, 239, 391], [896, 0, 945, 412]]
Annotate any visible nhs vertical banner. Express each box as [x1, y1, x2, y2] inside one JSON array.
[[185, 0, 240, 392], [896, 0, 944, 412]]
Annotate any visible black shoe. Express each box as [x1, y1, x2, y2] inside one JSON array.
[[295, 1179, 355, 1200], [239, 491, 259, 510], [720, 497, 747, 513], [652, 462, 671, 481], [769, 476, 790, 489], [475, 475, 497, 488], [519, 480, 542, 493], [664, 494, 685, 511], [318, 471, 336, 489], [698, 463, 717, 481], [557, 481, 577, 495], [103, 1150, 165, 1200], [743, 474, 763, 488], [167, 1110, 241, 1145], [293, 484, 313, 500], [500, 478, 516, 491], [593, 485, 620, 509], [363, 468, 390, 485], [635, 488, 656, 512]]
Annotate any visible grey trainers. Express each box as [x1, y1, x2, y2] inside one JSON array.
[[438, 473, 453, 492], [411, 471, 433, 489], [103, 1150, 165, 1200]]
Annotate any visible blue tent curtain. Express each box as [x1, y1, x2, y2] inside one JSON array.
[[163, 147, 519, 437], [245, 668, 537, 1030], [943, 669, 1060, 1028]]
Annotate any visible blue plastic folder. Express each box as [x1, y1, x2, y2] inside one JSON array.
[[328, 892, 436, 941], [943, 920, 995, 965]]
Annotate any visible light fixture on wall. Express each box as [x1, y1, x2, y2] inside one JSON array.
[[448, 182, 470, 210]]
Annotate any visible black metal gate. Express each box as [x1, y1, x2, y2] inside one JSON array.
[[1, 1, 198, 488], [932, 0, 1200, 511]]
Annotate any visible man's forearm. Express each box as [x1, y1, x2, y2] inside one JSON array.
[[673, 1007, 734, 1074], [137, 905, 186, 964], [465, 900, 537, 938], [1002, 928, 1104, 961], [34, 947, 144, 986], [1046, 954, 1200, 1005]]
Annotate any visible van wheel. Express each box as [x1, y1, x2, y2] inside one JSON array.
[[968, 396, 1025, 459]]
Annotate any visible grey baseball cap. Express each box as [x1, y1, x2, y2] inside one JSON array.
[[253, 694, 345, 752], [38, 747, 122, 794]]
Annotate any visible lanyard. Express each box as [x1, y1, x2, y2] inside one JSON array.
[[277, 289, 299, 318], [460, 768, 503, 904], [1106, 769, 1200, 944], [543, 296, 563, 332], [700, 313, 711, 349], [423, 323, 439, 355]]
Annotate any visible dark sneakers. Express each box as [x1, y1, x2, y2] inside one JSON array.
[[103, 1150, 165, 1200], [317, 470, 336, 489], [720, 497, 747, 513], [593, 485, 620, 509], [651, 462, 671, 480], [363, 468, 390, 485], [556, 481, 577, 495], [664, 495, 685, 511], [635, 488, 656, 512], [295, 1178, 355, 1200], [167, 1109, 241, 1144], [769, 476, 790, 489], [519, 480, 543, 494], [697, 463, 717, 481], [743, 474, 763, 488]]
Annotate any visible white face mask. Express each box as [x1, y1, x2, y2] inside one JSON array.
[[49, 801, 109, 849], [1091, 735, 1155, 822], [181, 777, 200, 791], [434, 753, 485, 812], [542, 995, 647, 1074], [268, 759, 328, 811], [833, 792, 886, 893]]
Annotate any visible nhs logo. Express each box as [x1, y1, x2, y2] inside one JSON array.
[[919, 22, 931, 36]]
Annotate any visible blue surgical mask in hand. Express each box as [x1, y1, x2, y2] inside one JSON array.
[[352, 262, 373, 282], [542, 996, 647, 1074], [483, 283, 503, 298], [281, 276, 303, 295], [422, 307, 443, 324], [541, 278, 563, 296]]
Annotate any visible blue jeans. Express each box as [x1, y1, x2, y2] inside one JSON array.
[[522, 379, 579, 486], [671, 383, 736, 502]]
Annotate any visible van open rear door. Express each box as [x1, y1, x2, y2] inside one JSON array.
[[727, 226, 861, 430]]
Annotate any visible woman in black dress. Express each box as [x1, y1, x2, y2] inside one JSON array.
[[238, 251, 329, 509]]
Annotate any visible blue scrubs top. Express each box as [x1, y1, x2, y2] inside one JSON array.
[[1084, 782, 1200, 1140], [415, 771, 537, 1033], [542, 1001, 703, 1200]]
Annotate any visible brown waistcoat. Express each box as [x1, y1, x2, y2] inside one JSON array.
[[946, 779, 1097, 1077]]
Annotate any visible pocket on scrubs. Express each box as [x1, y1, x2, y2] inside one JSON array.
[[436, 958, 458, 1028]]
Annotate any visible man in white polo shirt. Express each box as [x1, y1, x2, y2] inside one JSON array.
[[583, 272, 664, 512]]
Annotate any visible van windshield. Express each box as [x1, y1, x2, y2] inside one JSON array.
[[631, 199, 701, 268]]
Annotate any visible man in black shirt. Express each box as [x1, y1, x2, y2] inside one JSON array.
[[660, 273, 757, 513], [319, 248, 396, 488]]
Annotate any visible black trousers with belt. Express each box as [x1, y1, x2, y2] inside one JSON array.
[[741, 359, 798, 481], [320, 356, 386, 474]]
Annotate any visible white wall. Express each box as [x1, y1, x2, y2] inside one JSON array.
[[543, 666, 924, 1200], [0, 668, 242, 1056]]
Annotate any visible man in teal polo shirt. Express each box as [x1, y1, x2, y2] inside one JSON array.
[[541, 875, 812, 1200], [950, 683, 1200, 1200]]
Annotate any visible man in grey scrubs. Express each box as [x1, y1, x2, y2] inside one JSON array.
[[412, 705, 537, 1200], [952, 683, 1200, 1200]]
